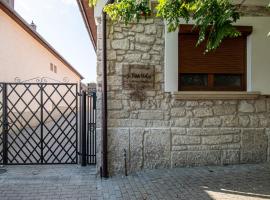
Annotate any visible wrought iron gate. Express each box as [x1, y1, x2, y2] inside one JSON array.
[[0, 83, 79, 164], [87, 91, 96, 165], [0, 84, 4, 164]]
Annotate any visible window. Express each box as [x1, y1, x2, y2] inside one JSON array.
[[178, 25, 252, 91], [54, 65, 57, 73], [50, 63, 58, 73], [50, 63, 54, 71]]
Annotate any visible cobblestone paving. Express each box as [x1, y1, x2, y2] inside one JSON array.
[[0, 163, 270, 200]]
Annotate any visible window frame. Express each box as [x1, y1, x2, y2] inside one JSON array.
[[54, 65, 57, 73], [178, 25, 252, 92], [50, 63, 54, 71]]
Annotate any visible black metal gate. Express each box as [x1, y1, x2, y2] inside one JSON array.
[[0, 83, 80, 164], [87, 91, 96, 165]]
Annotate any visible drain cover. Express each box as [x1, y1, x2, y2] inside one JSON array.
[[0, 169, 7, 174]]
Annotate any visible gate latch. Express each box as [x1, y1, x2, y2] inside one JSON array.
[[3, 121, 9, 130]]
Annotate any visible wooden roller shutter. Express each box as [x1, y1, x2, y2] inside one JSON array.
[[178, 25, 252, 91]]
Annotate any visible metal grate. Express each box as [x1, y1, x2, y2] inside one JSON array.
[[6, 84, 42, 164], [42, 84, 77, 164], [87, 92, 96, 165], [1, 83, 78, 165]]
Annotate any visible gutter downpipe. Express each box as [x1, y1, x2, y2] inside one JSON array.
[[101, 0, 114, 178]]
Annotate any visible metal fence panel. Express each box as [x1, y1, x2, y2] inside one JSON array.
[[42, 84, 77, 164], [0, 84, 3, 163], [87, 92, 96, 165], [0, 83, 96, 166], [6, 84, 42, 164], [0, 83, 78, 165]]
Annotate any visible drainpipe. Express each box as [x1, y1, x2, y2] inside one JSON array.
[[101, 0, 114, 178], [101, 10, 108, 178]]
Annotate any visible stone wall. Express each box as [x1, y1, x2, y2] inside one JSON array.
[[96, 18, 270, 176]]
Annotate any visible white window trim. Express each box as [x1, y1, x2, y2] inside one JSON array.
[[164, 22, 253, 95], [172, 91, 260, 100], [164, 24, 178, 92], [247, 35, 252, 92]]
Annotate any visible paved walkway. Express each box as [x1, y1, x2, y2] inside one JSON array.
[[0, 163, 270, 200]]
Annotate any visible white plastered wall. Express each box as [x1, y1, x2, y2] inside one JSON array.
[[236, 17, 270, 94], [164, 17, 270, 94], [164, 25, 179, 92], [0, 9, 81, 84], [94, 0, 107, 18], [0, 9, 81, 121]]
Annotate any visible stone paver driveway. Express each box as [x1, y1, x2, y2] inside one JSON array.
[[0, 163, 270, 200]]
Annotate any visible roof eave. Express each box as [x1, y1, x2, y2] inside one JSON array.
[[76, 0, 97, 52]]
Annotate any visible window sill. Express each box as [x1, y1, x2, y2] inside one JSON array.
[[172, 91, 261, 100]]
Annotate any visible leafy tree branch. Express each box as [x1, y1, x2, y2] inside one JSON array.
[[88, 0, 267, 52]]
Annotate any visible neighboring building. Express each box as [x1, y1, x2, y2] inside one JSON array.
[[88, 82, 97, 92], [0, 0, 83, 83], [78, 0, 270, 176], [0, 0, 83, 129]]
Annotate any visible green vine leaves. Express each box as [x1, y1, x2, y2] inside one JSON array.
[[89, 0, 242, 52]]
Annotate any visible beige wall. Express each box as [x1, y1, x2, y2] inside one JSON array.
[[0, 9, 81, 84]]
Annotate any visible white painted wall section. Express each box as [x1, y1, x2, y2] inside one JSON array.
[[164, 24, 178, 92], [94, 0, 107, 17], [235, 17, 270, 94], [0, 9, 81, 83], [246, 35, 252, 92]]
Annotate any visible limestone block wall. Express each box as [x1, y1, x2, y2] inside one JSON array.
[[96, 18, 270, 176]]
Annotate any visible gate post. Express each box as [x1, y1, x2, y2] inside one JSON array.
[[2, 83, 8, 165], [81, 91, 87, 167], [40, 84, 44, 164]]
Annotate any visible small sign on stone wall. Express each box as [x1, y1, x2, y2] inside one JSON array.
[[122, 64, 155, 101], [123, 64, 155, 90]]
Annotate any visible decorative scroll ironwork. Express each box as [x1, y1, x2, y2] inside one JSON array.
[[0, 83, 78, 164], [62, 77, 70, 83], [14, 77, 64, 83]]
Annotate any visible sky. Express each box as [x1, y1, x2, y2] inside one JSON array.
[[15, 0, 97, 83]]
